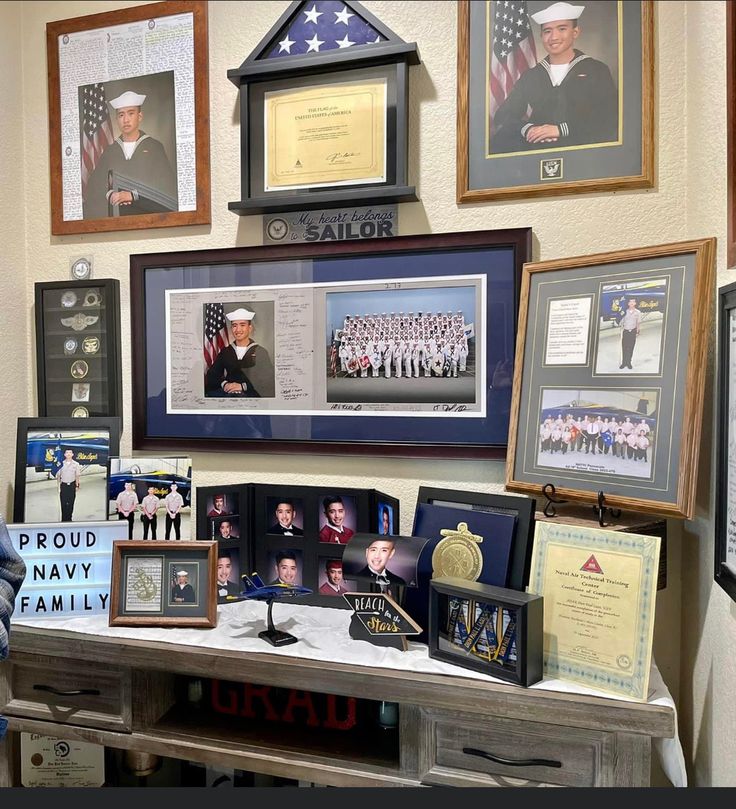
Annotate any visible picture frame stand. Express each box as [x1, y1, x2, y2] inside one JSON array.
[[541, 483, 623, 528], [593, 491, 622, 529], [258, 598, 298, 647], [541, 483, 568, 519]]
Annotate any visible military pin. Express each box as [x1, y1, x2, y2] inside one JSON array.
[[72, 382, 90, 402], [83, 289, 102, 307], [71, 406, 89, 418], [60, 290, 78, 308], [70, 257, 92, 281], [61, 313, 98, 331], [82, 336, 100, 355], [70, 359, 89, 379], [63, 337, 78, 355]]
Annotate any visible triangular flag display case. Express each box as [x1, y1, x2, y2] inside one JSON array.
[[228, 1, 420, 215]]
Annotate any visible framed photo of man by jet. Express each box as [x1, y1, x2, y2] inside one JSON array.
[[46, 0, 210, 235], [457, 0, 654, 202], [505, 238, 715, 519], [130, 229, 530, 459]]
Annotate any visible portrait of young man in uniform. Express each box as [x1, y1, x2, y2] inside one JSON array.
[[81, 72, 179, 220], [205, 306, 276, 399], [490, 1, 618, 154]]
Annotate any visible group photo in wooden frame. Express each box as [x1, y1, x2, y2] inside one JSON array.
[[505, 238, 715, 519], [109, 540, 217, 627], [457, 0, 654, 202], [130, 230, 530, 459], [13, 417, 122, 524], [46, 0, 210, 235]]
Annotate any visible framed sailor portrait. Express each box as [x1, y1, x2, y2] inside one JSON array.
[[46, 0, 210, 235], [505, 238, 715, 520], [130, 229, 530, 459], [457, 0, 654, 202]]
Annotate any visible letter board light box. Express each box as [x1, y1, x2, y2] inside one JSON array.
[[8, 521, 123, 619]]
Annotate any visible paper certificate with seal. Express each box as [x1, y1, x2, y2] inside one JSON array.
[[264, 78, 387, 191], [528, 522, 660, 701]]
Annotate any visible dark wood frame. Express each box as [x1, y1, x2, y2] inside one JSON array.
[[728, 1, 736, 266], [716, 280, 736, 602], [46, 0, 210, 235], [456, 0, 655, 203], [109, 540, 217, 627], [428, 577, 543, 687], [415, 486, 536, 590], [13, 417, 122, 522], [505, 238, 716, 520], [227, 0, 419, 215], [130, 228, 531, 459], [34, 279, 123, 421]]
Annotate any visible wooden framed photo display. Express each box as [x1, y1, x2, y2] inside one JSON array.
[[109, 540, 217, 627], [716, 281, 736, 603], [46, 0, 210, 235], [130, 229, 530, 459], [506, 238, 715, 519], [457, 0, 654, 202]]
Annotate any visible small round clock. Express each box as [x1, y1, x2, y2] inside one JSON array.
[[70, 257, 92, 281]]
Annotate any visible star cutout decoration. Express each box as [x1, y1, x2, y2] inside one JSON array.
[[336, 34, 354, 48], [334, 6, 354, 25], [278, 35, 295, 54], [305, 33, 324, 52], [303, 5, 323, 24]]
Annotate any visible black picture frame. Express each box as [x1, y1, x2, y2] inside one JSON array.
[[130, 229, 530, 459], [227, 0, 419, 215], [415, 486, 536, 591], [716, 280, 736, 602], [35, 279, 123, 420], [14, 417, 122, 523], [196, 482, 399, 607], [429, 577, 543, 687]]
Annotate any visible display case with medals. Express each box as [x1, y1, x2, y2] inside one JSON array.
[[34, 279, 122, 420], [429, 577, 543, 687]]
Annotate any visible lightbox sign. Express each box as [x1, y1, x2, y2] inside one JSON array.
[[7, 521, 124, 618]]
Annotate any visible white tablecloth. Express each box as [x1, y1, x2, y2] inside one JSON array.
[[13, 601, 687, 786]]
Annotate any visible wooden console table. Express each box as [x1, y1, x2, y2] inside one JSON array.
[[0, 625, 675, 787]]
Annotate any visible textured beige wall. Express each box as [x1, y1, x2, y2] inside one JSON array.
[[7, 0, 734, 785]]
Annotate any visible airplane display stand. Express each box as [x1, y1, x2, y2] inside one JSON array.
[[259, 598, 299, 647]]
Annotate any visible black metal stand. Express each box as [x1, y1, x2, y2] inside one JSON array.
[[541, 483, 567, 518], [258, 598, 298, 647], [593, 491, 622, 528]]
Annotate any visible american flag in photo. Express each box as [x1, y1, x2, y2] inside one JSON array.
[[203, 303, 230, 370], [265, 1, 383, 59], [490, 1, 538, 119], [80, 83, 114, 198]]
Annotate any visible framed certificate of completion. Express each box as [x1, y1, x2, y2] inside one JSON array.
[[228, 0, 420, 215], [528, 521, 660, 701], [506, 238, 715, 519]]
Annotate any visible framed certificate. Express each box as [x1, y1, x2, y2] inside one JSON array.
[[528, 521, 660, 701], [130, 229, 530, 459], [506, 238, 715, 519], [716, 281, 736, 603], [46, 0, 210, 235], [227, 0, 419, 215]]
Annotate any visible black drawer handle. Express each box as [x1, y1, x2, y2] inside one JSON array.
[[33, 684, 101, 697], [463, 746, 562, 769]]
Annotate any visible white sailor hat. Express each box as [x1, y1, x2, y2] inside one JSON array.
[[109, 90, 147, 109], [226, 307, 255, 321], [530, 2, 585, 24], [176, 570, 189, 577]]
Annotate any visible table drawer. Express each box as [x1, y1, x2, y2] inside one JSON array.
[[421, 710, 612, 787], [0, 653, 131, 732]]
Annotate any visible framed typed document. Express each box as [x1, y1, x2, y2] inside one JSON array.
[[716, 281, 736, 603], [228, 0, 419, 215], [528, 521, 660, 701], [457, 0, 654, 202], [46, 0, 210, 235], [130, 229, 530, 459], [506, 239, 715, 519]]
